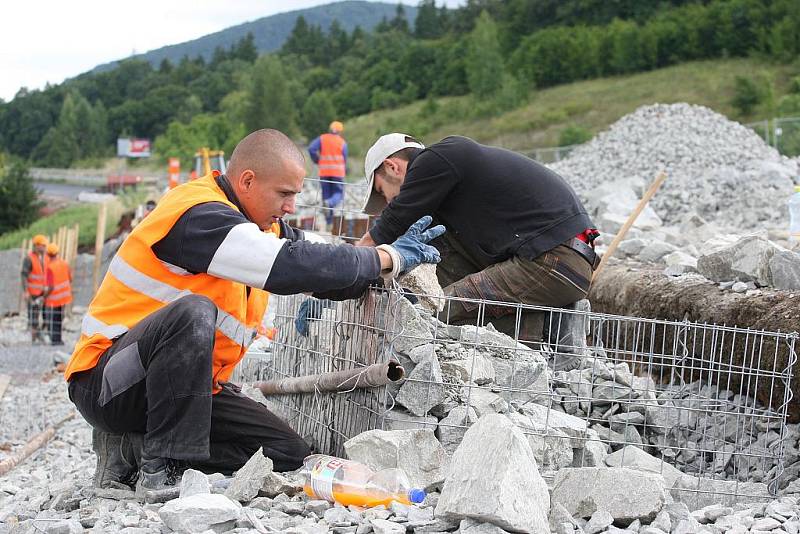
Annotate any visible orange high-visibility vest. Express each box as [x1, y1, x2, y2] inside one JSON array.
[[65, 174, 278, 392], [45, 258, 73, 307], [318, 133, 346, 177], [26, 251, 50, 296]]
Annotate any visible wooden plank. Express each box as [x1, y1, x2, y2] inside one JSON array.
[[0, 374, 10, 401], [593, 171, 667, 280]]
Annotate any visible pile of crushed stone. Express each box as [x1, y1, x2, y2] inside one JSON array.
[[551, 103, 798, 230]]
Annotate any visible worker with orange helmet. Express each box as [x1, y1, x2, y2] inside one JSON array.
[[44, 243, 72, 346], [21, 234, 50, 343], [308, 121, 348, 230]]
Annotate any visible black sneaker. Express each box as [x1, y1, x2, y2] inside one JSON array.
[[92, 429, 143, 489], [135, 455, 181, 499]]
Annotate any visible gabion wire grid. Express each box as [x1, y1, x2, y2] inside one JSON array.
[[235, 286, 795, 506]]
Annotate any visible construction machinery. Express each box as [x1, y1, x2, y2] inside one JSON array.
[[194, 148, 226, 178]]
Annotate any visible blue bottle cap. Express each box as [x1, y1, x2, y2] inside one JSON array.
[[408, 488, 426, 504]]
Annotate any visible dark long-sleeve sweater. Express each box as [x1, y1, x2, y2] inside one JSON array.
[[369, 136, 594, 269]]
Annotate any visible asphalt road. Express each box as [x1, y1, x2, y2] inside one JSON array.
[[34, 181, 96, 200]]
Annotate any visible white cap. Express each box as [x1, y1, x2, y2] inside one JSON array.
[[363, 133, 424, 215]]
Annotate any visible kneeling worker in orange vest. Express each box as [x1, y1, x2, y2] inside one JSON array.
[[44, 243, 72, 346], [63, 128, 444, 497], [21, 234, 50, 344]]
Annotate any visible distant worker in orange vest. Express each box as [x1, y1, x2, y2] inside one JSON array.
[[308, 121, 348, 229], [44, 243, 72, 346], [21, 234, 50, 344]]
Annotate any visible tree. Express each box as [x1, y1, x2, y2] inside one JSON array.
[[731, 76, 763, 116], [465, 11, 505, 98], [232, 33, 258, 62], [0, 160, 42, 234], [390, 4, 410, 34], [415, 0, 445, 39], [245, 55, 296, 134], [299, 91, 337, 140]]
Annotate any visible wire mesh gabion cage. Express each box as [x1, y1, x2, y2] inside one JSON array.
[[231, 174, 796, 506], [234, 283, 796, 508]]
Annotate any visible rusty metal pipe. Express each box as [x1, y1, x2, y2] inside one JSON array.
[[256, 361, 404, 396]]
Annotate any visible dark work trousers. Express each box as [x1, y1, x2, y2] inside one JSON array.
[[433, 232, 592, 344], [27, 298, 43, 341], [44, 305, 64, 345], [67, 295, 311, 474]]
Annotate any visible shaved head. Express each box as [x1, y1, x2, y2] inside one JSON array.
[[227, 129, 307, 230], [228, 129, 305, 180]]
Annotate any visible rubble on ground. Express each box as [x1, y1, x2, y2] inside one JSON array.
[[550, 103, 800, 293]]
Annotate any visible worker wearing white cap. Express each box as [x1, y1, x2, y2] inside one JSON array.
[[358, 134, 598, 349]]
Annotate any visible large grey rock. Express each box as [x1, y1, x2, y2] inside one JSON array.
[[507, 412, 574, 471], [490, 356, 549, 404], [180, 469, 211, 498], [379, 409, 438, 431], [769, 249, 800, 290], [225, 448, 273, 503], [460, 517, 514, 533], [697, 235, 781, 285], [396, 352, 446, 417], [551, 467, 666, 524], [344, 429, 449, 490], [435, 414, 550, 534], [159, 493, 242, 533], [441, 354, 495, 385], [604, 446, 683, 489], [397, 263, 445, 314], [519, 403, 588, 447], [436, 405, 478, 455], [462, 385, 508, 416], [670, 475, 770, 511], [386, 296, 433, 355], [638, 241, 678, 263], [260, 470, 301, 498]]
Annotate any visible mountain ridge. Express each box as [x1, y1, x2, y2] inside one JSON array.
[[91, 1, 417, 73]]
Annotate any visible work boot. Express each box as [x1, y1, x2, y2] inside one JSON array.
[[135, 453, 180, 500], [92, 428, 143, 489]]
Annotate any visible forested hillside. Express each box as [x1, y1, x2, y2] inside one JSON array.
[[91, 1, 418, 73], [0, 0, 798, 168]]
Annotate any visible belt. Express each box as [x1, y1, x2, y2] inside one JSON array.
[[565, 237, 600, 270]]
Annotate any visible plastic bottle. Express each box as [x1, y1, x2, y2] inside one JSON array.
[[790, 185, 800, 243], [300, 454, 426, 507]]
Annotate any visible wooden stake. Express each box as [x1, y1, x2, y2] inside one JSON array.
[[593, 171, 667, 281], [0, 374, 10, 402], [92, 203, 108, 293], [0, 413, 75, 477]]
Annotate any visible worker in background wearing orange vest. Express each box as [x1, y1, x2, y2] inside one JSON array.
[[63, 128, 444, 497], [308, 121, 347, 230], [21, 234, 50, 344], [43, 243, 72, 346]]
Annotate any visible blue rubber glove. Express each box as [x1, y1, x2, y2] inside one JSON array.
[[294, 298, 333, 337], [389, 216, 446, 276]]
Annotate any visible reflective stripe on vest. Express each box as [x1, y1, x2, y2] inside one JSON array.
[[26, 252, 49, 296], [45, 259, 72, 307], [65, 174, 273, 389], [100, 255, 256, 347], [318, 133, 346, 177]]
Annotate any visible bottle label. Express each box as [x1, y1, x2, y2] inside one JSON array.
[[310, 457, 343, 502]]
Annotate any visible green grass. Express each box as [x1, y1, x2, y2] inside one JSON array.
[[344, 58, 799, 157], [0, 201, 124, 251]]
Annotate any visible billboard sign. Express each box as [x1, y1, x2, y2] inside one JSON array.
[[117, 138, 151, 158]]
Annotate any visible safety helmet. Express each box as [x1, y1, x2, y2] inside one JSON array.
[[329, 121, 344, 133], [46, 243, 59, 256], [32, 234, 48, 246]]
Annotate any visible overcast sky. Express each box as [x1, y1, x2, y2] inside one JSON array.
[[1, 0, 463, 102]]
